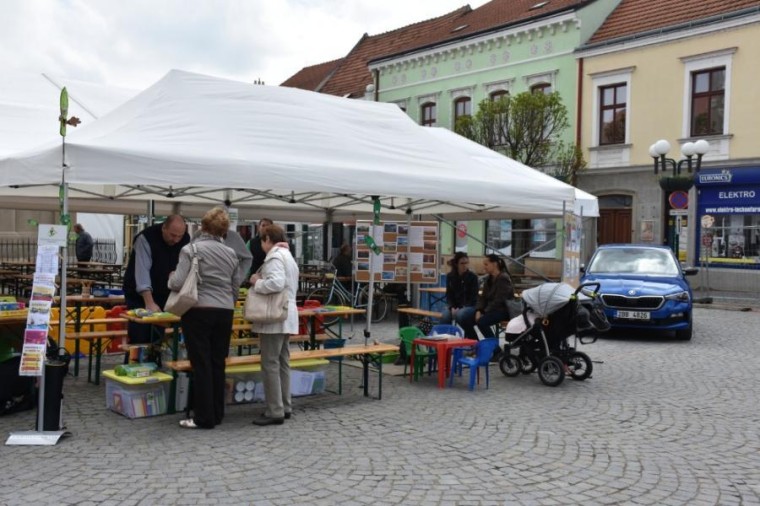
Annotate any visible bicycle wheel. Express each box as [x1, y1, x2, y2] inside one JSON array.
[[358, 285, 388, 323], [306, 286, 346, 327]]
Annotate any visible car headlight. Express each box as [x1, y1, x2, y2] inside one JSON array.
[[664, 291, 690, 302]]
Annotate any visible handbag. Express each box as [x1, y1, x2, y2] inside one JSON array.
[[244, 258, 289, 323], [165, 243, 200, 316]]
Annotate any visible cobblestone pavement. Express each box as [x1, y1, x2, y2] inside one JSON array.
[[2, 306, 760, 505]]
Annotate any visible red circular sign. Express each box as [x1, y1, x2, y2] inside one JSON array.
[[669, 191, 689, 209], [456, 223, 467, 238]]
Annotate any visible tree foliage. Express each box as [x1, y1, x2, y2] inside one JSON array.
[[454, 91, 585, 183]]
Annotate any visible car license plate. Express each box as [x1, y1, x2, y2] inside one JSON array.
[[616, 310, 650, 320]]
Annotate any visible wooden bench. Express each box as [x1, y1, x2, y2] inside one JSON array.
[[398, 307, 443, 328], [166, 343, 399, 400], [229, 333, 330, 355], [65, 329, 129, 385]]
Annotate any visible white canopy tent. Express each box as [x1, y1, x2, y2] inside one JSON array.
[[0, 69, 596, 221]]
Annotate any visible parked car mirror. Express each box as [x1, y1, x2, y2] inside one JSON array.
[[579, 264, 586, 273], [682, 267, 699, 276]]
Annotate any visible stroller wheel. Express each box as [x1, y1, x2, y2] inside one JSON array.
[[538, 357, 565, 387], [520, 355, 536, 374], [499, 355, 521, 377], [567, 351, 593, 381]]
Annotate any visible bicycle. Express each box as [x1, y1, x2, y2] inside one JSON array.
[[305, 264, 389, 325]]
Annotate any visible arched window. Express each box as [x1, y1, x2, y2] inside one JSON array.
[[530, 82, 552, 95], [489, 90, 509, 102], [453, 97, 471, 125], [420, 102, 436, 127]]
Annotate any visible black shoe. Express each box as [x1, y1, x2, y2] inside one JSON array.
[[284, 412, 292, 420], [252, 415, 284, 426]]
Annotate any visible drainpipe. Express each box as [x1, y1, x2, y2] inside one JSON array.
[[576, 57, 583, 149], [372, 69, 379, 102]]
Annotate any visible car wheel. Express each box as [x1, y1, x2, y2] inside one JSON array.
[[537, 356, 565, 387], [499, 355, 521, 377], [675, 313, 693, 341], [567, 351, 593, 381]]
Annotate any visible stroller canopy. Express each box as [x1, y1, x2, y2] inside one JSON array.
[[521, 283, 576, 317]]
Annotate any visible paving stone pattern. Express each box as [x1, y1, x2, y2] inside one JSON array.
[[1, 307, 760, 505]]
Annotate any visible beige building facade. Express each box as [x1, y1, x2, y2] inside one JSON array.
[[577, 12, 760, 293]]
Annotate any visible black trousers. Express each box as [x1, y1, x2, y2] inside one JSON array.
[[182, 307, 233, 428]]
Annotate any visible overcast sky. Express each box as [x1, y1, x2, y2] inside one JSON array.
[[2, 0, 489, 91]]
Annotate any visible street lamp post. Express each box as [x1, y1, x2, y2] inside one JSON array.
[[649, 139, 710, 176], [648, 139, 709, 254]]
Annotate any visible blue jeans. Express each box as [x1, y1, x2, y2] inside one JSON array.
[[460, 309, 511, 339], [440, 306, 476, 327]]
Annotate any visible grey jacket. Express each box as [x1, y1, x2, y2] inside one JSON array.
[[168, 233, 243, 309]]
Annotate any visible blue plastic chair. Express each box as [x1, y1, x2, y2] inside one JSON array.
[[323, 338, 346, 394], [448, 338, 500, 390]]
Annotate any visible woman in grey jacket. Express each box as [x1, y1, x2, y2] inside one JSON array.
[[169, 207, 243, 429], [249, 223, 299, 426]]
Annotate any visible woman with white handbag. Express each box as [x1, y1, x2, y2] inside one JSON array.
[[168, 207, 243, 429], [248, 223, 299, 426]]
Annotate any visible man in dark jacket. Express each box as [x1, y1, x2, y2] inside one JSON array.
[[123, 215, 189, 344], [73, 223, 94, 262]]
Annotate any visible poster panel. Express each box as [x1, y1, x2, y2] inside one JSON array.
[[354, 220, 439, 283]]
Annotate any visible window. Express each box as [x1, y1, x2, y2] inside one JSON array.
[[453, 97, 471, 125], [530, 82, 552, 95], [490, 90, 508, 102], [691, 67, 725, 136], [599, 83, 627, 145], [420, 102, 436, 127]]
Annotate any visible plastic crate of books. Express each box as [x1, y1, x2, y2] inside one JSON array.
[[103, 370, 172, 418]]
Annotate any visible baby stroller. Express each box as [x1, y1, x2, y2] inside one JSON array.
[[498, 282, 610, 386]]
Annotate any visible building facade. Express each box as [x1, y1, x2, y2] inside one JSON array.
[[577, 1, 760, 292]]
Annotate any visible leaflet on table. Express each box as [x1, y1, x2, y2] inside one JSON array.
[[18, 344, 45, 376], [35, 244, 60, 274]]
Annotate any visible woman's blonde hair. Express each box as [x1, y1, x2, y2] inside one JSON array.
[[201, 207, 230, 237]]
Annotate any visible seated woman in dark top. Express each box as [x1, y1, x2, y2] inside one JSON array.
[[459, 254, 514, 340], [441, 252, 479, 328]]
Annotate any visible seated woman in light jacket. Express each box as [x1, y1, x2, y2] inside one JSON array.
[[169, 207, 243, 429], [249, 223, 299, 426]]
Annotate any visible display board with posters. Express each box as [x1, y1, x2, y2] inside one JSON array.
[[354, 221, 439, 283]]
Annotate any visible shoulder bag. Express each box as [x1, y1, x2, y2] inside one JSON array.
[[165, 243, 200, 316], [244, 257, 289, 323]]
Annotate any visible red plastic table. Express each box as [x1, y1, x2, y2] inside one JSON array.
[[410, 336, 478, 388]]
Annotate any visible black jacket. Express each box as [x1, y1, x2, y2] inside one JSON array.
[[446, 270, 479, 308], [477, 272, 514, 314]]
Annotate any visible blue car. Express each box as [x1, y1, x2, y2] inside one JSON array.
[[580, 244, 698, 340]]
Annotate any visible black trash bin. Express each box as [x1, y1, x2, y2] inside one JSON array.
[[37, 351, 70, 431]]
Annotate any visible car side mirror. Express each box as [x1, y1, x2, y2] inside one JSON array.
[[682, 267, 698, 276], [579, 264, 586, 273]]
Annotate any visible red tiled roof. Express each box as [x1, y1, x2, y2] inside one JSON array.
[[281, 0, 589, 97], [318, 7, 472, 97], [588, 0, 760, 44], [280, 58, 344, 92]]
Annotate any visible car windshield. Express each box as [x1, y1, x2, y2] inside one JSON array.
[[588, 248, 680, 276]]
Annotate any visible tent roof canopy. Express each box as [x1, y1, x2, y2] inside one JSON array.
[[0, 70, 597, 220]]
